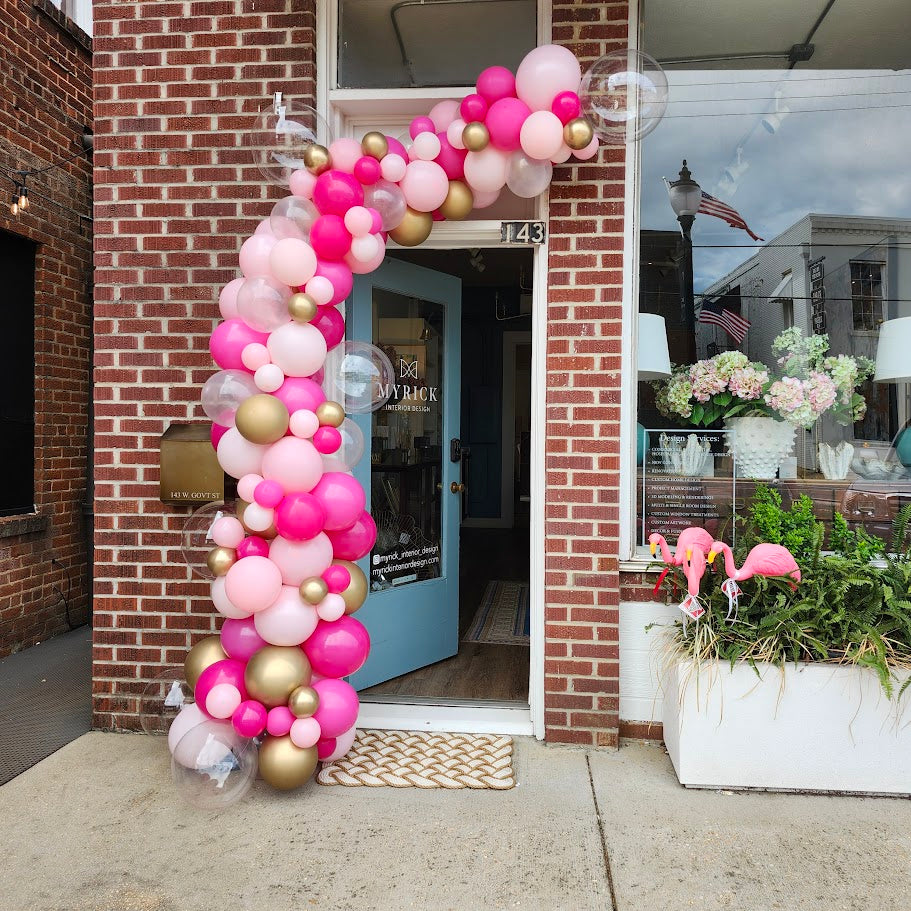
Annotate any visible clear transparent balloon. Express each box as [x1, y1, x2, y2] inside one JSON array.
[[506, 151, 553, 198], [364, 180, 407, 231], [139, 667, 194, 736], [180, 500, 236, 580], [580, 49, 668, 142], [201, 370, 260, 427], [270, 195, 320, 241], [246, 101, 332, 187], [337, 418, 366, 468], [324, 342, 395, 414], [171, 720, 258, 810], [236, 276, 293, 334]]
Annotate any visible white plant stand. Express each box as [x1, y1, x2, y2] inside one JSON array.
[[662, 660, 911, 795]]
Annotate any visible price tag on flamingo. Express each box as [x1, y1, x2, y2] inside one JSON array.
[[679, 593, 705, 620]]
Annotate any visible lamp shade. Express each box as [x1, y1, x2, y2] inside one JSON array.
[[874, 316, 911, 382], [668, 183, 702, 217], [637, 313, 672, 380]]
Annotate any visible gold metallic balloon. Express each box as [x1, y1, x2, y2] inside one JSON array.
[[244, 645, 312, 708], [438, 180, 474, 221], [234, 394, 290, 445], [288, 685, 320, 718], [462, 121, 490, 152], [258, 735, 318, 791], [361, 131, 389, 161], [564, 117, 594, 151], [300, 576, 329, 605], [389, 207, 433, 247], [288, 291, 318, 323], [206, 546, 237, 577], [303, 143, 331, 175], [333, 559, 368, 614], [184, 636, 227, 689], [237, 499, 277, 539], [315, 400, 345, 428]]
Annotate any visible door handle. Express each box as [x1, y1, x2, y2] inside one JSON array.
[[450, 481, 466, 494]]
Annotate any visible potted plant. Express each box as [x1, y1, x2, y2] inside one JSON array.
[[652, 329, 874, 479], [656, 493, 911, 794]]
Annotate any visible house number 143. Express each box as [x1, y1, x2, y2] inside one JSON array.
[[501, 221, 546, 244]]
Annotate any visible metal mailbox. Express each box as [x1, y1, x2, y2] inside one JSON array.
[[159, 424, 224, 504]]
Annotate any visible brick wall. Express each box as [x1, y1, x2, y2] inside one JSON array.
[[0, 0, 93, 656], [91, 0, 316, 729], [544, 1, 628, 747]]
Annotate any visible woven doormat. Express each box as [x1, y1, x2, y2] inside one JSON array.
[[317, 729, 515, 789], [462, 580, 530, 646]]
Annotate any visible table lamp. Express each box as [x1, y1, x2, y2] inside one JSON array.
[[637, 313, 672, 464], [874, 316, 911, 466]]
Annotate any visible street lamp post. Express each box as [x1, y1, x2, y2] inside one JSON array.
[[668, 160, 701, 360]]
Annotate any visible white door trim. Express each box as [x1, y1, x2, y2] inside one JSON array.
[[358, 702, 534, 736], [501, 330, 532, 528]]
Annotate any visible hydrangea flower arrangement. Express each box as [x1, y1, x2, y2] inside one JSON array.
[[653, 328, 874, 429]]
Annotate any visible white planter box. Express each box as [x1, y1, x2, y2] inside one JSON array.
[[662, 660, 911, 795]]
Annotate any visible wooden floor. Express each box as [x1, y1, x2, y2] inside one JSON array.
[[361, 526, 530, 703]]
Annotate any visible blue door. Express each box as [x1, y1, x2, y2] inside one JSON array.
[[347, 258, 462, 691]]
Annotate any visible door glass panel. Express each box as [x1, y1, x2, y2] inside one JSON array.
[[369, 289, 445, 591]]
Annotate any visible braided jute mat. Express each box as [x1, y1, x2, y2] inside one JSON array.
[[317, 729, 516, 789]]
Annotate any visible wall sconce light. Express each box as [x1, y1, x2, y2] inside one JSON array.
[[761, 90, 791, 134]]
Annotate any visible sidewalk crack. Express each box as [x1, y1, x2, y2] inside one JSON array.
[[586, 752, 619, 911]]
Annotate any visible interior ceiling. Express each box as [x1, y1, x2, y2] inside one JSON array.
[[390, 248, 534, 288], [644, 0, 910, 70]]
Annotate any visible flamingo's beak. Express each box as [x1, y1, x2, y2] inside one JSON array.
[[707, 550, 717, 564], [686, 549, 692, 560], [649, 542, 657, 556]]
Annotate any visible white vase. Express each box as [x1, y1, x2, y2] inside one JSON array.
[[724, 416, 796, 480]]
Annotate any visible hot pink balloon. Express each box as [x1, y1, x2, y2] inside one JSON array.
[[520, 110, 565, 161], [224, 555, 283, 614], [434, 132, 468, 179], [429, 99, 461, 132], [515, 44, 582, 112], [312, 305, 346, 350], [313, 258, 353, 306], [486, 97, 531, 151], [477, 65, 516, 104], [269, 532, 334, 586], [310, 472, 366, 531], [253, 583, 319, 646], [322, 724, 358, 762], [312, 678, 359, 739], [409, 116, 435, 139], [460, 93, 489, 123], [322, 564, 351, 594], [195, 658, 248, 718], [239, 233, 276, 277], [304, 616, 371, 678], [310, 214, 352, 261], [551, 90, 582, 124], [289, 168, 317, 199], [312, 426, 342, 455], [262, 436, 324, 493], [327, 138, 363, 174], [211, 422, 228, 450], [232, 699, 268, 737], [267, 705, 295, 737], [254, 479, 284, 508], [236, 535, 271, 559], [274, 491, 326, 541], [218, 277, 244, 320], [326, 510, 377, 561], [273, 376, 326, 414], [317, 734, 338, 761], [220, 616, 268, 661], [312, 169, 364, 217], [210, 319, 268, 370], [385, 134, 408, 159], [353, 156, 381, 185]]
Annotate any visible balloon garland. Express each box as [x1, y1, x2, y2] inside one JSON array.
[[164, 46, 667, 803]]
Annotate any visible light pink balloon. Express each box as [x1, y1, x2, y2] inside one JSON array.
[[305, 275, 335, 305], [471, 188, 501, 209], [237, 472, 263, 502], [241, 342, 271, 371], [253, 219, 275, 237], [217, 427, 268, 479], [520, 110, 565, 161], [551, 143, 573, 164], [289, 168, 317, 199], [239, 502, 274, 533], [344, 206, 373, 238], [328, 137, 363, 174], [349, 234, 379, 263], [316, 593, 346, 622], [211, 575, 252, 620], [380, 153, 407, 183], [446, 118, 467, 150], [429, 99, 461, 132], [268, 532, 334, 586], [168, 703, 209, 762], [253, 584, 319, 646], [573, 136, 600, 161], [267, 322, 328, 377], [464, 147, 509, 193], [269, 237, 318, 287], [290, 716, 322, 749], [239, 234, 276, 277], [323, 724, 358, 762], [411, 131, 442, 162], [344, 234, 386, 275], [205, 682, 242, 719], [218, 278, 245, 320], [289, 409, 320, 438], [515, 44, 583, 112], [254, 364, 285, 393], [262, 436, 324, 493], [211, 515, 245, 548], [399, 160, 450, 212], [224, 555, 283, 614]]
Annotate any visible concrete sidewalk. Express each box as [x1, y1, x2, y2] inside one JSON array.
[[1, 733, 909, 911]]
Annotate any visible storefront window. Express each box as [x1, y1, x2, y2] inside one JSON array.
[[636, 2, 911, 555]]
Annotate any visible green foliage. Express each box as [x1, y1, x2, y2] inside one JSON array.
[[830, 512, 886, 563], [742, 485, 823, 564]]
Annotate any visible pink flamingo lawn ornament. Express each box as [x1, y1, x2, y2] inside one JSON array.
[[678, 546, 708, 619], [649, 528, 714, 566], [708, 540, 801, 620]]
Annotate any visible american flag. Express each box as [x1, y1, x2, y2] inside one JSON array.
[[697, 192, 764, 241], [698, 297, 751, 343]]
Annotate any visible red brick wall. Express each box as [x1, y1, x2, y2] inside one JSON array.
[[91, 0, 316, 729], [0, 0, 93, 656], [544, 1, 628, 747]]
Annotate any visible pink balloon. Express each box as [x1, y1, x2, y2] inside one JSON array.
[[313, 258, 353, 306], [515, 44, 582, 112], [327, 138, 363, 174], [326, 510, 377, 561], [312, 678, 359, 739], [446, 118, 467, 150], [317, 593, 346, 622], [236, 535, 270, 559], [434, 132, 468, 179], [205, 682, 241, 719], [211, 422, 228, 450], [289, 168, 317, 199], [310, 214, 352, 261], [551, 90, 582, 124], [574, 136, 600, 161], [218, 277, 244, 320], [168, 703, 209, 761], [267, 322, 328, 377], [380, 153, 407, 183], [232, 699, 268, 737], [486, 97, 531, 151], [195, 658, 248, 718], [312, 305, 346, 350], [239, 233, 276, 277], [266, 705, 295, 737], [429, 99, 460, 132], [399, 160, 450, 212], [409, 116, 435, 139], [220, 616, 268, 661], [551, 143, 573, 164], [460, 93, 489, 123], [253, 583, 319, 646], [477, 65, 516, 104], [210, 319, 268, 370], [520, 110, 565, 161], [269, 533, 334, 586], [312, 169, 364, 217], [254, 479, 284, 508], [269, 237, 318, 287], [216, 427, 268, 479], [211, 575, 251, 620], [368, 209, 383, 234], [464, 147, 509, 193], [312, 426, 342, 455], [305, 274, 335, 305], [274, 491, 326, 541], [237, 473, 262, 503], [273, 376, 326, 414], [384, 134, 408, 159], [289, 716, 322, 749], [224, 555, 283, 614], [310, 472, 366, 531], [353, 156, 381, 185], [322, 724, 358, 762], [344, 234, 386, 275], [322, 564, 351, 594], [304, 616, 371, 678], [471, 187, 501, 209], [211, 516, 245, 548], [316, 734, 337, 760], [262, 436, 324, 493], [254, 219, 275, 237]]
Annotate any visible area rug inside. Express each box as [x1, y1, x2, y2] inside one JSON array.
[[317, 729, 515, 789], [462, 580, 530, 646]]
